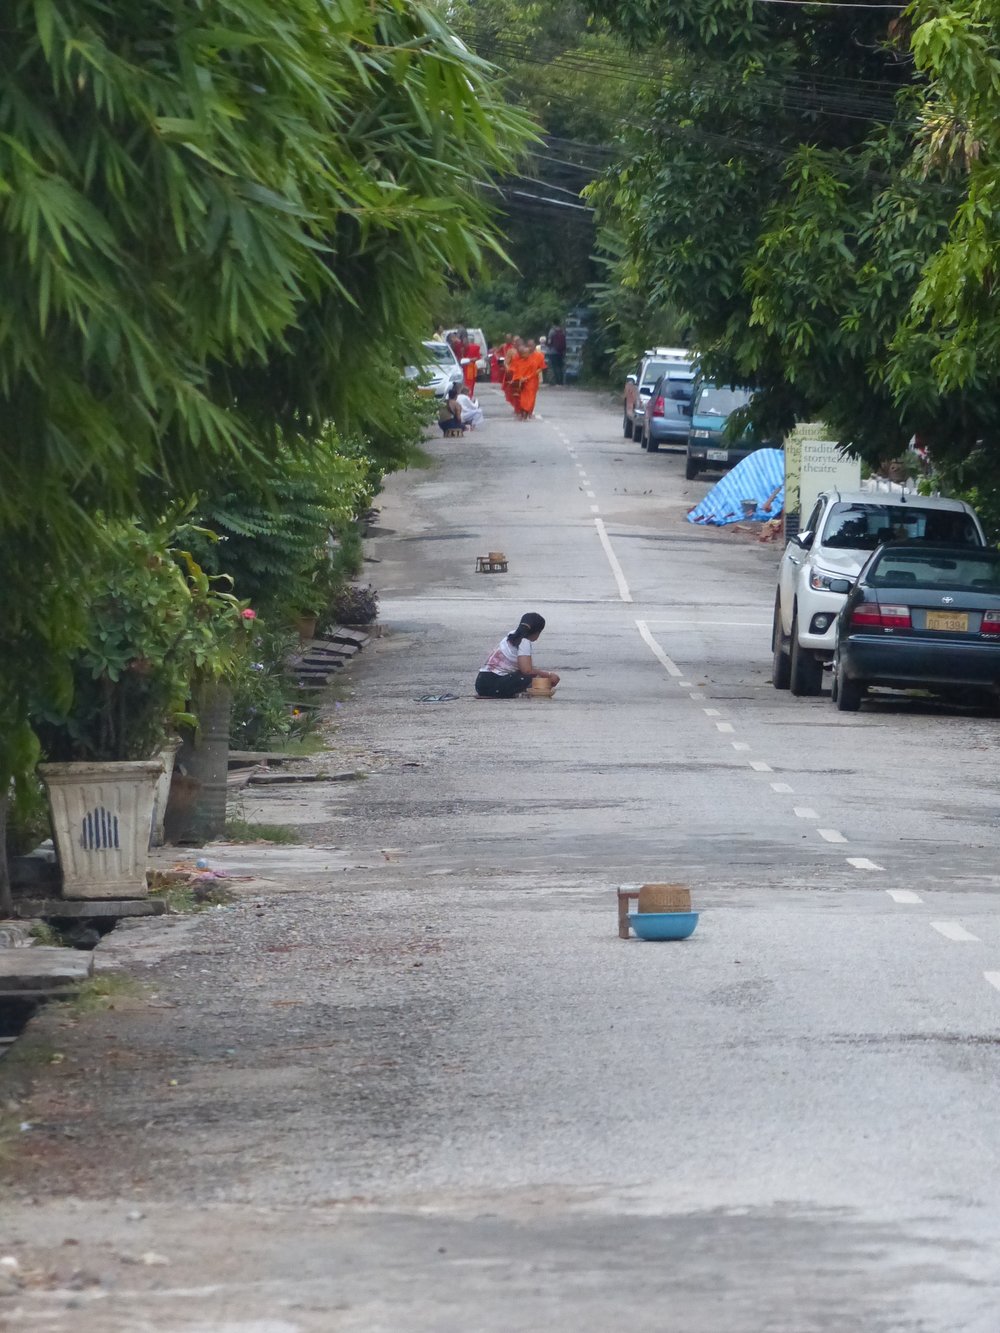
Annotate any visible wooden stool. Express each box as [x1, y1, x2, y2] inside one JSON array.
[[444, 427, 464, 438], [475, 554, 509, 573]]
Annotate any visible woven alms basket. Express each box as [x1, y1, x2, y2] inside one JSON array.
[[637, 883, 692, 914]]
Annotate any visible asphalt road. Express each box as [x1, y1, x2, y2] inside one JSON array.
[[5, 383, 1000, 1332]]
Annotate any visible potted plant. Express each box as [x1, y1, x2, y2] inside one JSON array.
[[34, 522, 244, 899]]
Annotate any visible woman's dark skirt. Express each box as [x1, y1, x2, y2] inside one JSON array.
[[475, 670, 531, 698]]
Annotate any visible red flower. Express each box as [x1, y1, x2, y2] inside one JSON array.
[[241, 608, 257, 621]]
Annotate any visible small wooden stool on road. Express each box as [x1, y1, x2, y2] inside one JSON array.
[[475, 551, 508, 573]]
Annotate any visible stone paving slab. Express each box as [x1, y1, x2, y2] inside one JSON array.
[[0, 945, 92, 994]]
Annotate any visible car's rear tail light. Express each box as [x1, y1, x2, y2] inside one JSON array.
[[651, 395, 665, 418], [850, 602, 911, 629], [982, 612, 1000, 636], [879, 604, 911, 629]]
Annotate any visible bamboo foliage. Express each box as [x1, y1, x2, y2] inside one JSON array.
[[0, 0, 534, 790]]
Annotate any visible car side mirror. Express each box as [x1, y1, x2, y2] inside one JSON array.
[[828, 578, 852, 595], [793, 531, 814, 550]]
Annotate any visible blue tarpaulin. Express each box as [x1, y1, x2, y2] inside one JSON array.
[[686, 448, 785, 526]]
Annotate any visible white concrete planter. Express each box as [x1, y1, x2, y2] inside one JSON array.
[[39, 760, 164, 900], [150, 740, 182, 848]]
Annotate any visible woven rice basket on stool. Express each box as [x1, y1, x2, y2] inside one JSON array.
[[637, 883, 691, 913], [528, 678, 553, 697]]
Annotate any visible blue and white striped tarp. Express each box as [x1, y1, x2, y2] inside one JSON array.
[[686, 448, 785, 526]]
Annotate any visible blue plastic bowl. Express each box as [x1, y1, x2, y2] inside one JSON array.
[[628, 911, 700, 941]]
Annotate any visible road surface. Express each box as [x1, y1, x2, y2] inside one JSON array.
[[4, 383, 1000, 1332]]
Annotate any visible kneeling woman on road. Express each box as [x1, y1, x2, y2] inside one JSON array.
[[475, 612, 560, 698]]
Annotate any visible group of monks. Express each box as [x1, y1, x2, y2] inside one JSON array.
[[497, 334, 546, 420]]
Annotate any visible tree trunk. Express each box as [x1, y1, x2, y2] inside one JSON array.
[[0, 790, 12, 918]]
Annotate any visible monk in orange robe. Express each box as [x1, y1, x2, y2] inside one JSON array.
[[515, 340, 546, 419], [462, 338, 480, 395], [504, 339, 524, 413], [504, 333, 520, 405]]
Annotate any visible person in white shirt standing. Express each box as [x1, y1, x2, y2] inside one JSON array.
[[457, 389, 484, 430], [475, 612, 560, 699]]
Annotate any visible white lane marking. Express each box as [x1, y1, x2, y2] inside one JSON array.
[[771, 782, 793, 793], [794, 807, 819, 820], [590, 504, 600, 514], [750, 761, 772, 773], [678, 680, 693, 688], [594, 520, 633, 604], [641, 620, 771, 628], [984, 972, 1000, 992], [635, 619, 681, 674], [851, 858, 887, 872], [732, 742, 750, 751], [817, 829, 848, 844], [586, 489, 596, 498], [886, 888, 920, 902], [931, 921, 980, 942], [716, 722, 735, 734], [703, 708, 721, 717], [689, 691, 704, 700]]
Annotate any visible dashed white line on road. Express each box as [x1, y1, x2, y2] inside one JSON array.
[[586, 489, 596, 498], [817, 829, 848, 844], [770, 782, 793, 793], [635, 619, 681, 674], [886, 888, 920, 902], [732, 742, 750, 751], [704, 708, 721, 717], [983, 972, 1000, 993], [794, 807, 819, 820], [750, 761, 772, 773], [851, 858, 887, 872], [931, 921, 980, 942], [716, 722, 735, 734], [596, 520, 633, 604], [678, 680, 693, 688], [590, 504, 600, 514]]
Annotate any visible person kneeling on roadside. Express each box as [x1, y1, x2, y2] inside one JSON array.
[[438, 384, 466, 434], [475, 612, 560, 698]]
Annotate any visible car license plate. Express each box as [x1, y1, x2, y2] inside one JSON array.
[[926, 611, 968, 631], [707, 449, 728, 461]]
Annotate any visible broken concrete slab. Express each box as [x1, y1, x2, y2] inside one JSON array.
[[0, 945, 93, 995], [11, 899, 167, 921]]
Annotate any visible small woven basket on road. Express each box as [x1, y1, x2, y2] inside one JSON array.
[[637, 884, 691, 913]]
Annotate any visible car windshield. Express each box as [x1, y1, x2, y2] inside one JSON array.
[[868, 549, 1000, 591], [423, 342, 458, 367], [641, 359, 688, 390], [821, 503, 981, 551], [695, 386, 751, 417]]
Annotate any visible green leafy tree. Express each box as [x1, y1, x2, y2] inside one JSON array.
[[0, 0, 533, 902], [586, 0, 1000, 460]]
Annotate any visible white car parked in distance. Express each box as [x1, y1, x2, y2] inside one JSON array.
[[403, 340, 463, 397], [773, 489, 987, 696]]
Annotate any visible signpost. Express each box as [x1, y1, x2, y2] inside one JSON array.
[[784, 423, 860, 539]]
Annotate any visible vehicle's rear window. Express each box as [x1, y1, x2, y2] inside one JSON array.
[[869, 550, 1000, 591], [640, 360, 671, 388], [822, 503, 982, 551], [658, 365, 695, 401], [695, 386, 752, 416]]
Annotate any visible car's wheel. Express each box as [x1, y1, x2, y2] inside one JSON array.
[[789, 615, 824, 696], [772, 596, 791, 690], [685, 456, 699, 481], [632, 421, 643, 443], [646, 434, 659, 453], [834, 662, 862, 712], [623, 412, 632, 438]]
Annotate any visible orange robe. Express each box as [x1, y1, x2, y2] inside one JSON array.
[[463, 342, 480, 394], [516, 350, 546, 416], [505, 351, 525, 413], [500, 343, 516, 404]]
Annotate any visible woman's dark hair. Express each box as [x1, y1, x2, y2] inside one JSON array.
[[447, 383, 459, 400], [508, 612, 545, 648]]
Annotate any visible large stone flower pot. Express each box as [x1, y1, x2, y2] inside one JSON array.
[[39, 760, 164, 900]]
